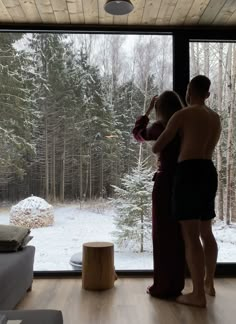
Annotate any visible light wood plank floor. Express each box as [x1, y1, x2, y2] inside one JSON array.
[[17, 278, 236, 324]]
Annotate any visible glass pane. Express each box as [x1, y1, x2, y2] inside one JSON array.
[[0, 33, 173, 270], [190, 42, 236, 263]]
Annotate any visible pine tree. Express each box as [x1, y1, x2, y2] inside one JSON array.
[[26, 33, 79, 201], [65, 46, 114, 200], [0, 33, 36, 200], [112, 159, 153, 252]]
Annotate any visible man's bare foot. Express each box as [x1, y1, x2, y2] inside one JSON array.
[[204, 282, 215, 296], [176, 293, 206, 308]]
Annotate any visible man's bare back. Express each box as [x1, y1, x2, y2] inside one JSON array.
[[177, 104, 221, 161]]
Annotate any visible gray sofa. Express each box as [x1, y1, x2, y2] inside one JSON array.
[[0, 246, 63, 323], [0, 246, 35, 310], [0, 309, 63, 324]]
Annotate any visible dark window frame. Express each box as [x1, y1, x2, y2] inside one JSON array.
[[0, 24, 235, 276]]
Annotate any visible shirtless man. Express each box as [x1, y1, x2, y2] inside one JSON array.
[[152, 75, 221, 308]]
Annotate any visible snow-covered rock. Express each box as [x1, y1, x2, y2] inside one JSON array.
[[10, 196, 54, 228]]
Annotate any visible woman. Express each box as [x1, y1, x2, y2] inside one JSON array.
[[132, 91, 185, 298]]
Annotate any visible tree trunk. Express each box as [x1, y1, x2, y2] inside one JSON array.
[[101, 146, 104, 198], [51, 133, 56, 201], [138, 75, 149, 169], [204, 43, 210, 76], [89, 144, 92, 200], [225, 44, 233, 225], [71, 119, 75, 198], [195, 43, 200, 74], [217, 43, 224, 221], [191, 43, 198, 76], [85, 159, 89, 200], [79, 139, 83, 202], [229, 44, 236, 222], [230, 164, 236, 221], [60, 137, 65, 202], [82, 242, 115, 290], [45, 115, 49, 201], [140, 209, 144, 253]]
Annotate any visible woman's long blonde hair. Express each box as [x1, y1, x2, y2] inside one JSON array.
[[155, 90, 184, 124]]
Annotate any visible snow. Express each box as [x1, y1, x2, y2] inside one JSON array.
[[212, 221, 236, 263], [0, 202, 235, 271], [11, 196, 52, 211]]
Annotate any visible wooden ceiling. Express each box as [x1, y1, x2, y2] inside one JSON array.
[[0, 0, 236, 27]]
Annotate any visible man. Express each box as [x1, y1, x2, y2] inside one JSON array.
[[152, 75, 221, 307]]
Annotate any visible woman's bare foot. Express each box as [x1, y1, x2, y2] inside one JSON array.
[[176, 293, 206, 308], [204, 281, 215, 296]]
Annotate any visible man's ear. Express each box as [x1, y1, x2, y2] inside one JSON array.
[[206, 91, 210, 99]]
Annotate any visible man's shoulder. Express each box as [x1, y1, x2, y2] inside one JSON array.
[[176, 106, 190, 117], [205, 106, 221, 121], [211, 109, 220, 119]]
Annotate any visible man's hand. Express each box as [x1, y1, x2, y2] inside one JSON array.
[[145, 95, 158, 117], [152, 110, 182, 153]]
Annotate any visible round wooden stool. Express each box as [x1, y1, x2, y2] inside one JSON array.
[[82, 241, 115, 290]]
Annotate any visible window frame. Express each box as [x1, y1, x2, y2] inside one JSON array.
[[0, 24, 235, 277]]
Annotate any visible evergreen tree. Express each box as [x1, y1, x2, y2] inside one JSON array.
[[27, 33, 78, 201], [65, 46, 114, 200], [0, 33, 36, 200], [112, 159, 153, 252]]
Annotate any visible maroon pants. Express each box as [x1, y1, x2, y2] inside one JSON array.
[[149, 171, 185, 298]]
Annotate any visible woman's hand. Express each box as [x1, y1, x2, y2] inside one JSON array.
[[145, 95, 158, 117]]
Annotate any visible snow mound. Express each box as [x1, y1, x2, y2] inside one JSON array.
[[10, 196, 54, 228]]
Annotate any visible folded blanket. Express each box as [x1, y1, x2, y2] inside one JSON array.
[[0, 224, 31, 251]]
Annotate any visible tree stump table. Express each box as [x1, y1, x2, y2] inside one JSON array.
[[82, 241, 115, 290]]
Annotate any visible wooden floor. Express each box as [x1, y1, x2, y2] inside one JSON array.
[[17, 277, 236, 324]]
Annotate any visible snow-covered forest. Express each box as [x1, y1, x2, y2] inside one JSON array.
[[0, 33, 172, 204], [190, 42, 236, 224], [0, 34, 235, 227], [0, 34, 236, 268]]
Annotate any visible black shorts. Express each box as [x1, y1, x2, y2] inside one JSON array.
[[172, 159, 218, 221]]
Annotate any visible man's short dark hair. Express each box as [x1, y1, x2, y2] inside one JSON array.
[[190, 75, 211, 97]]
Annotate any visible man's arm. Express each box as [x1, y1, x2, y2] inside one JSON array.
[[152, 111, 182, 153]]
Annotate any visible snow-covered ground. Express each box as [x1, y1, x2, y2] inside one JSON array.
[[0, 202, 235, 270]]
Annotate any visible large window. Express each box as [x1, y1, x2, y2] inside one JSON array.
[[190, 42, 236, 263], [0, 33, 173, 270]]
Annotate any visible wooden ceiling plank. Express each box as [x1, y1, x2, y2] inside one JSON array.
[[213, 0, 236, 25], [184, 0, 210, 25], [199, 0, 227, 24], [82, 0, 98, 24], [156, 0, 178, 25], [36, 0, 57, 23], [0, 0, 236, 27], [50, 0, 70, 23], [2, 0, 27, 23], [114, 15, 128, 26], [141, 0, 162, 25], [67, 0, 84, 24], [0, 0, 13, 22], [98, 0, 113, 25], [19, 0, 42, 23], [53, 11, 70, 24], [227, 8, 236, 24], [170, 0, 195, 25], [128, 0, 145, 25]]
